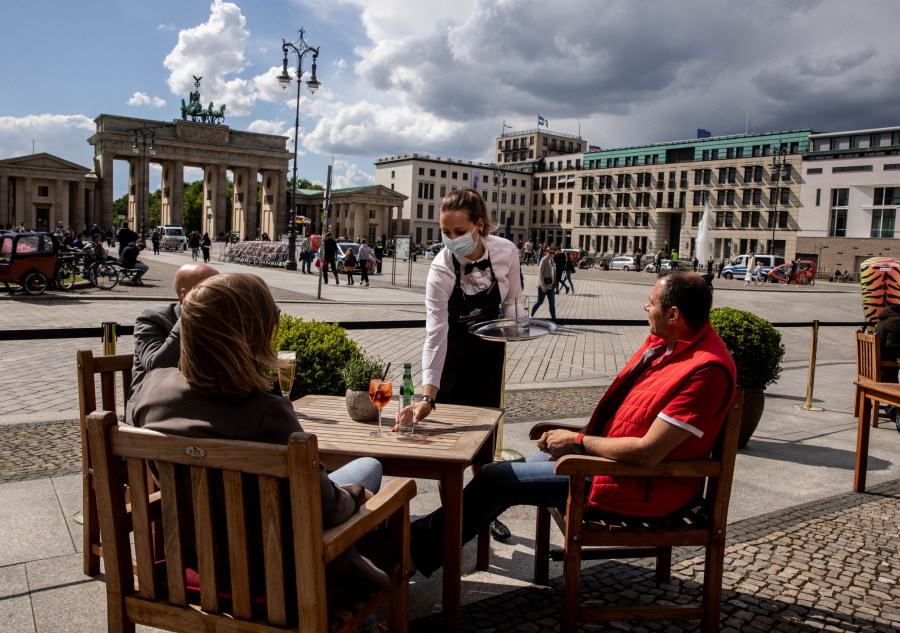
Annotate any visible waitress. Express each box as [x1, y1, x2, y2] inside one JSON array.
[[396, 188, 522, 539]]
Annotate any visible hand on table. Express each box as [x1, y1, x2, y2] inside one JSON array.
[[536, 429, 578, 461], [392, 401, 431, 432]]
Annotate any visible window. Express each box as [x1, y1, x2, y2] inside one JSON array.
[[567, 210, 572, 223], [637, 173, 644, 187], [704, 170, 712, 185], [37, 186, 49, 197], [416, 204, 423, 218], [668, 192, 675, 208], [726, 211, 734, 226], [744, 166, 753, 182], [716, 212, 724, 227], [702, 150, 710, 161], [483, 190, 488, 200], [769, 188, 778, 204], [624, 193, 631, 207], [617, 174, 624, 187], [520, 195, 525, 205], [568, 192, 573, 204], [742, 189, 751, 205], [418, 167, 425, 175], [718, 168, 726, 183], [886, 164, 900, 171], [741, 212, 750, 227], [625, 157, 631, 167], [727, 190, 735, 205], [753, 190, 761, 204], [440, 185, 446, 197], [694, 171, 703, 185], [692, 212, 701, 227], [540, 210, 546, 223], [752, 146, 760, 157], [778, 211, 788, 228], [580, 214, 586, 226], [807, 168, 822, 175], [754, 166, 763, 182], [492, 191, 498, 203], [782, 164, 792, 180], [726, 148, 734, 159], [767, 212, 776, 229], [532, 210, 537, 222], [500, 211, 506, 224], [587, 195, 594, 209], [728, 168, 736, 184], [550, 176, 557, 189], [428, 204, 435, 219], [681, 171, 688, 185], [427, 228, 433, 241], [872, 209, 896, 238], [625, 174, 632, 187], [391, 183, 394, 190], [463, 173, 468, 181], [679, 191, 687, 207], [751, 211, 760, 228], [716, 190, 725, 205], [831, 188, 849, 207], [736, 147, 744, 158], [429, 169, 435, 177], [391, 170, 395, 178], [711, 149, 719, 160], [833, 165, 873, 173], [657, 192, 663, 206], [501, 193, 507, 203], [550, 193, 555, 204], [693, 191, 702, 206], [519, 213, 524, 226], [452, 171, 458, 179], [780, 188, 790, 205], [440, 170, 446, 178]]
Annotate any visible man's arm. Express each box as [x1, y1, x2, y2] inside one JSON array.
[[134, 308, 181, 373]]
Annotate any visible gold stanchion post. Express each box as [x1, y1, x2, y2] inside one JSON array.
[[794, 319, 825, 412], [495, 342, 524, 461]]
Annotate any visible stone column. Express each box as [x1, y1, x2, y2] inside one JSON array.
[[23, 176, 33, 229], [86, 188, 95, 231], [54, 179, 65, 229], [382, 205, 391, 240], [215, 164, 227, 238], [202, 165, 215, 236], [159, 161, 173, 226], [276, 170, 288, 239], [350, 202, 361, 239], [99, 153, 114, 229], [140, 159, 150, 237], [244, 167, 258, 240], [259, 171, 276, 239], [0, 171, 8, 227], [127, 158, 138, 228], [171, 160, 184, 226], [73, 180, 85, 231]]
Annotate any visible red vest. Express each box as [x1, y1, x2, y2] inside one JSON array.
[[584, 321, 736, 517]]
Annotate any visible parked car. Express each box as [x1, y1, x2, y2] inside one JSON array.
[[721, 254, 785, 280], [644, 259, 685, 273], [609, 256, 637, 271]]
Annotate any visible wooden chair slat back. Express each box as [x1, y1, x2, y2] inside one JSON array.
[[127, 457, 157, 601], [708, 387, 744, 532], [88, 415, 330, 631], [856, 332, 880, 381], [77, 350, 133, 423]]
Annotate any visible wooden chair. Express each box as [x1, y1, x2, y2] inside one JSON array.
[[854, 331, 899, 427], [530, 387, 744, 633], [77, 349, 142, 576], [88, 410, 416, 633]]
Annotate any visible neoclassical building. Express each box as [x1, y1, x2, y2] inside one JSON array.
[[0, 153, 96, 230], [290, 185, 408, 241]]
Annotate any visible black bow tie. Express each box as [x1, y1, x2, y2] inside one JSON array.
[[465, 260, 490, 275]]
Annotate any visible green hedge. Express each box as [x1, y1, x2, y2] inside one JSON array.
[[710, 307, 784, 389], [274, 316, 360, 399]]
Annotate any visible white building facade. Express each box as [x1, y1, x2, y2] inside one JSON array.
[[798, 127, 900, 273]]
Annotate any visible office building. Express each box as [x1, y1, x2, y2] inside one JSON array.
[[576, 130, 811, 260], [529, 152, 584, 248], [496, 128, 585, 169], [797, 126, 900, 273]]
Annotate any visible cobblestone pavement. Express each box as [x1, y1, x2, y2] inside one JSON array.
[[410, 478, 900, 633], [0, 387, 605, 483]]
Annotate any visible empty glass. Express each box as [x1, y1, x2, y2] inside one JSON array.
[[516, 295, 531, 335]]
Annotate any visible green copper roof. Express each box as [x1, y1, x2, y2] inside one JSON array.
[[330, 186, 372, 194], [290, 188, 326, 196]]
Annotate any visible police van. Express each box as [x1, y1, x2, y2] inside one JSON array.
[[161, 225, 187, 250], [721, 254, 785, 280]]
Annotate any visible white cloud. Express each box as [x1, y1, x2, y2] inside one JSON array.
[[247, 119, 290, 136], [158, 23, 176, 31], [259, 47, 267, 53], [0, 114, 96, 166], [127, 92, 167, 108], [333, 159, 375, 189], [334, 59, 347, 69], [163, 0, 257, 116]]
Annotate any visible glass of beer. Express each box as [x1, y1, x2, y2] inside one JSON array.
[[516, 295, 530, 335], [369, 370, 393, 437], [277, 351, 296, 398]]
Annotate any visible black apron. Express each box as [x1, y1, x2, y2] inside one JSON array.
[[435, 253, 506, 409]]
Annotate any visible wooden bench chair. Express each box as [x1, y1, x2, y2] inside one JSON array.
[[88, 410, 416, 633], [529, 387, 744, 633], [854, 331, 899, 427], [77, 349, 147, 576]]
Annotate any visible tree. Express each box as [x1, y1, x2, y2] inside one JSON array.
[[112, 194, 128, 227], [148, 189, 161, 228], [182, 180, 204, 233], [288, 176, 324, 191]]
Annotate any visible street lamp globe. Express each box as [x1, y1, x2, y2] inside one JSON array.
[[132, 137, 139, 154], [278, 70, 292, 88], [149, 141, 156, 156], [306, 77, 320, 94]]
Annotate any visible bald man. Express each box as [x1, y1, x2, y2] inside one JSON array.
[[125, 263, 219, 426]]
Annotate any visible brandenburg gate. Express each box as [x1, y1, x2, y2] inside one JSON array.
[[87, 114, 291, 239]]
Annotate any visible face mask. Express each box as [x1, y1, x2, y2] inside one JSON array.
[[442, 225, 480, 258]]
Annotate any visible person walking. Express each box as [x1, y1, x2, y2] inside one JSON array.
[[90, 224, 102, 241], [116, 222, 139, 256], [201, 233, 211, 263], [299, 234, 312, 274], [322, 231, 340, 285], [523, 239, 534, 265], [553, 248, 566, 292], [105, 228, 113, 247], [532, 247, 557, 320], [717, 260, 725, 278], [343, 247, 357, 285], [188, 232, 201, 261], [374, 238, 385, 273], [635, 249, 643, 272], [671, 249, 678, 263], [560, 251, 576, 294], [745, 253, 756, 285], [150, 229, 161, 255], [754, 261, 764, 285], [358, 239, 373, 287], [706, 257, 713, 275], [656, 248, 663, 271]]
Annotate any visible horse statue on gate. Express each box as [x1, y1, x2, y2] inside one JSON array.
[[179, 76, 226, 125]]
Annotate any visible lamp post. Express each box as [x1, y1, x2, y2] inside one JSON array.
[[769, 144, 789, 256], [278, 28, 320, 271], [128, 126, 157, 244]]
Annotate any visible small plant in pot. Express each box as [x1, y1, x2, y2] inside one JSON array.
[[339, 354, 385, 422], [710, 307, 785, 448]]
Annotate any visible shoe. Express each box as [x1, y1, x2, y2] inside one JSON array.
[[490, 519, 511, 541], [336, 279, 340, 284], [365, 283, 370, 287]]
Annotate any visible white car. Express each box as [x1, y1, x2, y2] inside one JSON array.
[[609, 256, 637, 271]]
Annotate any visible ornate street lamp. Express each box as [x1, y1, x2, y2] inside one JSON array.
[[125, 126, 159, 244], [278, 28, 320, 271]]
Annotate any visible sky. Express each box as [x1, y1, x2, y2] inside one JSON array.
[[2, 0, 899, 198]]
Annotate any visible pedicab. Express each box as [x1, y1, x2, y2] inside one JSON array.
[[859, 257, 900, 323], [767, 260, 816, 286], [0, 232, 59, 295]]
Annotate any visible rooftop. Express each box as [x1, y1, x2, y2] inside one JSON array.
[[585, 129, 814, 156], [500, 128, 583, 140]]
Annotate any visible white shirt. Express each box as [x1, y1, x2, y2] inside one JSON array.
[[423, 234, 523, 388]]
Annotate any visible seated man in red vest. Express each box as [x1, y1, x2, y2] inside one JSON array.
[[408, 270, 737, 576]]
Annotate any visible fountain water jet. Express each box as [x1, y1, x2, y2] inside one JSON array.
[[695, 199, 713, 264]]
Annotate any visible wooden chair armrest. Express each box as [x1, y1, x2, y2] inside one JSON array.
[[552, 454, 722, 478], [882, 361, 900, 368], [322, 477, 417, 564], [528, 421, 585, 440]]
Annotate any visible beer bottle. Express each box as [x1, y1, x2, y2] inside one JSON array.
[[400, 363, 414, 397]]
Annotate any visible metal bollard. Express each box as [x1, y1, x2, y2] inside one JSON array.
[[794, 319, 825, 412], [101, 321, 118, 356]]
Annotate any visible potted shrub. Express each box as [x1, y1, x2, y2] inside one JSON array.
[[709, 307, 785, 448], [339, 355, 385, 422], [274, 316, 360, 400]]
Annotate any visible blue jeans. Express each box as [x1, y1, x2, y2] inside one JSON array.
[[301, 252, 312, 273], [328, 457, 382, 494], [410, 451, 571, 576], [132, 262, 149, 281], [561, 270, 574, 293], [531, 286, 556, 320]]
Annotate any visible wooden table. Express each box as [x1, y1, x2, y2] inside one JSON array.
[[293, 395, 502, 632], [853, 378, 900, 492]]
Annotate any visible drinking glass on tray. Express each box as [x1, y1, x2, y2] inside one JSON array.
[[369, 370, 392, 437]]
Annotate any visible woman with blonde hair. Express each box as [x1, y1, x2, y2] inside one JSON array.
[[132, 273, 389, 604]]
